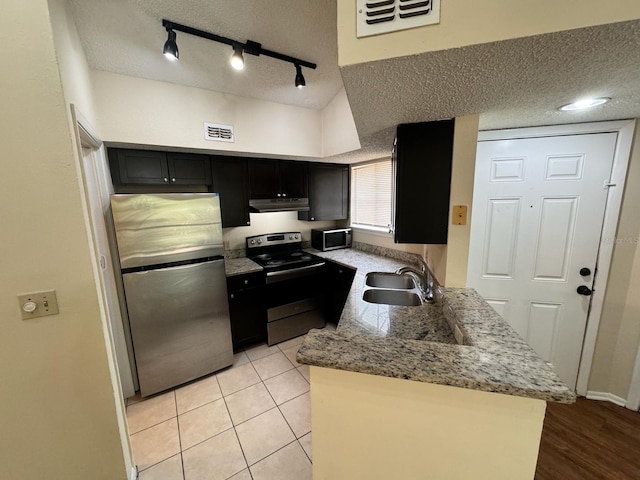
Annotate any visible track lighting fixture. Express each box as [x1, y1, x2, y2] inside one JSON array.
[[294, 64, 305, 88], [230, 43, 245, 71], [163, 29, 178, 61], [161, 19, 316, 87]]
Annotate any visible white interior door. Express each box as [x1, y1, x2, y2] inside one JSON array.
[[81, 144, 136, 398], [468, 132, 617, 390]]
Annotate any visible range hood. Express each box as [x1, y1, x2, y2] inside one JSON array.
[[249, 198, 310, 213]]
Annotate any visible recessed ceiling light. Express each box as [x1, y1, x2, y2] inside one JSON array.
[[559, 97, 610, 111]]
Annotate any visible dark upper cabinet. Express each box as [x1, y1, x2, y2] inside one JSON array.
[[166, 153, 212, 185], [393, 119, 455, 244], [248, 159, 308, 199], [299, 163, 349, 221], [109, 149, 211, 185], [112, 149, 169, 184], [279, 161, 308, 199], [211, 156, 251, 228]]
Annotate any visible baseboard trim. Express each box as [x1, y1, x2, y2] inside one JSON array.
[[130, 466, 138, 480], [586, 391, 627, 407]]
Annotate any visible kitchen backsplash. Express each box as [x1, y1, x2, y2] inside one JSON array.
[[222, 211, 337, 250]]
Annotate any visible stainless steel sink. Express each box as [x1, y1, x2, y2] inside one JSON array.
[[365, 272, 415, 289], [362, 289, 422, 306]]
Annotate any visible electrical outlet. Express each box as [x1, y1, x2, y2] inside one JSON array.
[[18, 290, 59, 320], [452, 205, 467, 225]]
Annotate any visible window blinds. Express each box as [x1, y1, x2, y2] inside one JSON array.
[[351, 160, 392, 229]]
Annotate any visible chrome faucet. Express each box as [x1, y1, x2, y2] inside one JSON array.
[[396, 255, 435, 304]]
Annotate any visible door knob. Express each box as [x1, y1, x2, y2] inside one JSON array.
[[577, 285, 593, 296], [580, 267, 591, 276]]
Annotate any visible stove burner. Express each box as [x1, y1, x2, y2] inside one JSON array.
[[246, 232, 324, 274], [265, 259, 286, 266]]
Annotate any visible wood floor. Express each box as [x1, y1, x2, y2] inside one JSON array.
[[536, 397, 640, 479]]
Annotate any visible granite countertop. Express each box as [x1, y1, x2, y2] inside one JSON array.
[[297, 246, 576, 404], [224, 257, 263, 277]]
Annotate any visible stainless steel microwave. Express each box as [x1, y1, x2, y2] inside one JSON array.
[[311, 228, 352, 251]]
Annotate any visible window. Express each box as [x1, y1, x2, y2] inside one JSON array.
[[350, 159, 392, 231]]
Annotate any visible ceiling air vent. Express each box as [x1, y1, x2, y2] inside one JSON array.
[[204, 122, 234, 143], [356, 0, 440, 38]]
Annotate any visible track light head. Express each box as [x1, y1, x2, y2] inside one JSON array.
[[163, 29, 179, 61], [231, 43, 245, 71], [294, 64, 306, 88]]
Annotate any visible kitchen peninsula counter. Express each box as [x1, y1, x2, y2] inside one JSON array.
[[298, 246, 575, 479], [298, 246, 575, 404]]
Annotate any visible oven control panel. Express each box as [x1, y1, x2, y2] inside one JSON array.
[[246, 232, 301, 249]]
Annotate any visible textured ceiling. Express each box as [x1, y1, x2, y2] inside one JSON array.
[[324, 19, 640, 163], [341, 19, 640, 138], [68, 1, 640, 163], [68, 0, 343, 110]]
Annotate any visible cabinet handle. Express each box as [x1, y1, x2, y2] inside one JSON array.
[[246, 221, 250, 225], [244, 279, 249, 285], [171, 177, 176, 183], [230, 293, 234, 299], [282, 193, 287, 197], [310, 217, 315, 221], [163, 177, 168, 182]]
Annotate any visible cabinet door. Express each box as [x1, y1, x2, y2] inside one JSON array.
[[301, 163, 349, 221], [211, 156, 251, 227], [394, 120, 454, 244], [167, 153, 212, 185], [115, 149, 169, 184], [279, 161, 308, 198], [248, 159, 280, 199], [323, 260, 356, 323], [227, 273, 267, 349]]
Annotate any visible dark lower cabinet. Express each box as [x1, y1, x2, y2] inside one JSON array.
[[227, 272, 267, 350], [299, 163, 349, 221], [211, 156, 251, 227], [324, 260, 356, 323], [393, 119, 455, 244]]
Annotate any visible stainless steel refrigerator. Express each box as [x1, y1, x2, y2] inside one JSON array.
[[111, 193, 232, 397]]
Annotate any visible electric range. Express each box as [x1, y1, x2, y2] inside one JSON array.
[[246, 232, 326, 345], [246, 232, 325, 284]]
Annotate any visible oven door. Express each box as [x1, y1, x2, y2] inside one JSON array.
[[263, 262, 326, 345]]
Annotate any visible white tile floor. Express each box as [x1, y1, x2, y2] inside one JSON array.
[[126, 334, 316, 480]]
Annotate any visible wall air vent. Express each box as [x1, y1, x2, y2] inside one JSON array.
[[204, 122, 234, 143], [356, 0, 440, 38]]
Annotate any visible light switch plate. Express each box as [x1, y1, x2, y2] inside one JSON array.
[[18, 290, 59, 320], [452, 205, 468, 225]]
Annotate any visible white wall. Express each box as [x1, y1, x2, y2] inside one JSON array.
[[321, 88, 361, 158], [445, 115, 479, 287], [223, 212, 335, 251], [91, 71, 324, 158], [0, 1, 127, 478], [48, 0, 97, 124], [338, 0, 640, 66], [589, 121, 640, 399], [311, 367, 546, 480]]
